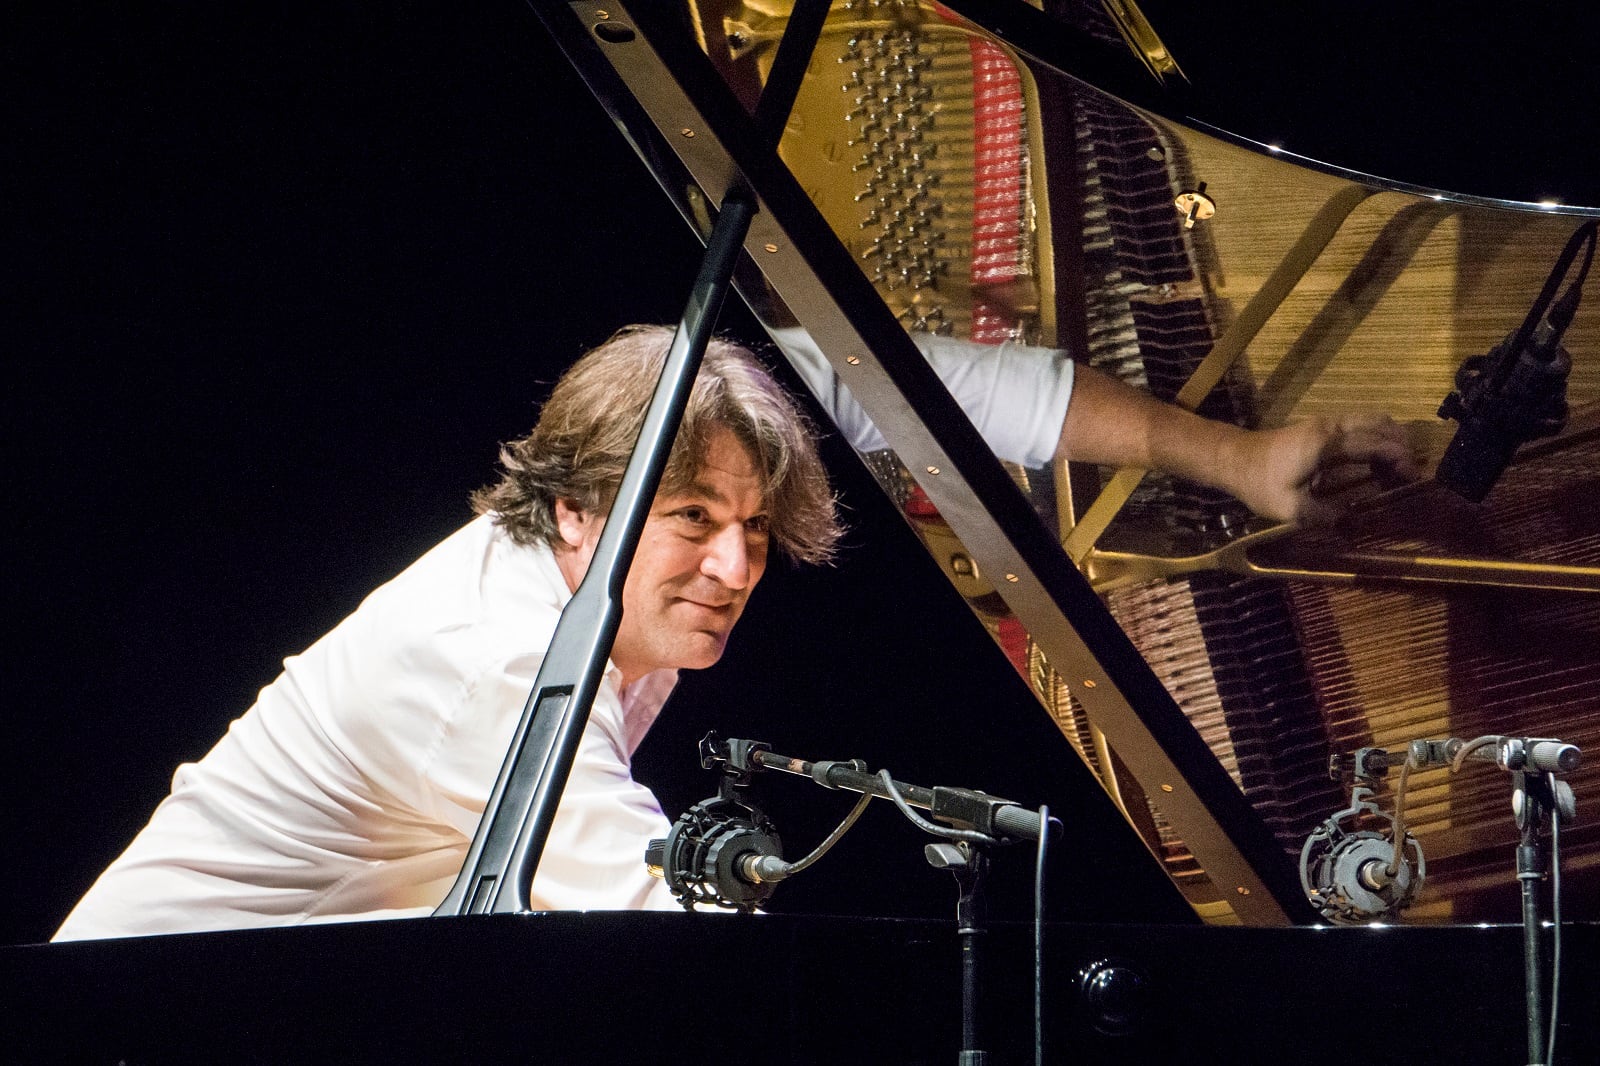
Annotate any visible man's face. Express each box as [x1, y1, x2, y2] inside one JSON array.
[[555, 427, 771, 685]]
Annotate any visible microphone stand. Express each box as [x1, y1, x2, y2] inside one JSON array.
[[1461, 737, 1579, 1066], [699, 737, 1054, 1065], [1321, 737, 1578, 1063], [926, 840, 993, 1066], [1514, 769, 1554, 1065]]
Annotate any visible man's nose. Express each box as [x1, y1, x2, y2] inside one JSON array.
[[700, 525, 751, 589]]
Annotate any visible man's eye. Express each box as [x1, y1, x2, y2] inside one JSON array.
[[745, 514, 771, 535], [675, 507, 710, 525]]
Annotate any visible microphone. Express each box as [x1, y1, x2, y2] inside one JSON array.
[[1299, 785, 1424, 924], [1435, 319, 1572, 501], [1408, 736, 1582, 774], [1306, 734, 1581, 922], [653, 732, 1063, 911], [1435, 220, 1593, 501], [645, 794, 784, 912]]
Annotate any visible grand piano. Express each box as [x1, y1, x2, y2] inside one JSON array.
[[7, 1, 1596, 1062], [507, 0, 1600, 919]]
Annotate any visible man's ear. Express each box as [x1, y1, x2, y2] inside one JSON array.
[[553, 498, 593, 550]]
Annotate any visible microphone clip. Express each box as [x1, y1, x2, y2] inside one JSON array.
[[646, 733, 783, 913], [1299, 785, 1424, 924], [698, 731, 771, 786]]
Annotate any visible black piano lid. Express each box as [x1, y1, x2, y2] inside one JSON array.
[[7, 2, 1600, 944]]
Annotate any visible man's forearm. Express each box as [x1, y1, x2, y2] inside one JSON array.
[[1056, 363, 1246, 484]]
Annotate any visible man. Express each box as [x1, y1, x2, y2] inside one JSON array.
[[54, 325, 839, 939], [55, 323, 1411, 940]]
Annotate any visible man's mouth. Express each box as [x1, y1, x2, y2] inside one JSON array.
[[680, 598, 733, 613], [675, 597, 738, 627]]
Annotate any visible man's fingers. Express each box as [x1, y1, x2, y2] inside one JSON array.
[[1321, 416, 1422, 482], [1308, 461, 1379, 498], [1295, 494, 1345, 528], [1287, 415, 1423, 526], [1235, 414, 1421, 526]]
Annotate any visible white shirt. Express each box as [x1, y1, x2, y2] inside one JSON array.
[[772, 327, 1076, 468], [55, 516, 680, 941]]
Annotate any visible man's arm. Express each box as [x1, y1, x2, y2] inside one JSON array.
[[1059, 363, 1418, 526], [771, 327, 1416, 525]]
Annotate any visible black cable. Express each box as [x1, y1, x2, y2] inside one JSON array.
[[1033, 804, 1050, 1066], [1487, 220, 1596, 393], [876, 770, 998, 846], [775, 792, 875, 879], [1547, 803, 1562, 1066]]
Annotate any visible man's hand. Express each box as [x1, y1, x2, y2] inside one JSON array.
[[1222, 414, 1420, 526], [1058, 364, 1419, 527]]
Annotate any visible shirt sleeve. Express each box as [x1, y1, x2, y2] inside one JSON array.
[[770, 326, 1076, 468], [420, 644, 679, 912]]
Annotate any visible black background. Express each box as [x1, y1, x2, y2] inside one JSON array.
[[6, 2, 1598, 946]]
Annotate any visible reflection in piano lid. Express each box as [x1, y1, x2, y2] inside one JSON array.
[[679, 0, 1599, 923]]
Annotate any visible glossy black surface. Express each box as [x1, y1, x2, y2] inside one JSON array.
[[7, 914, 1595, 1064]]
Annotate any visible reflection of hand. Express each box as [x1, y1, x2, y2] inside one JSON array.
[[1060, 365, 1419, 528], [1228, 414, 1419, 527]]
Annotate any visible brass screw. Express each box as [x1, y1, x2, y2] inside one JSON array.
[[1082, 679, 1096, 689], [926, 465, 940, 475], [1159, 783, 1174, 793], [1236, 886, 1251, 896], [846, 355, 860, 365], [596, 8, 609, 17], [763, 243, 778, 253], [1003, 573, 1018, 583], [680, 128, 695, 138]]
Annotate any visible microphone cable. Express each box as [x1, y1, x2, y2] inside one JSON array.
[[1033, 803, 1051, 1066], [756, 791, 875, 883], [1547, 800, 1563, 1066], [877, 770, 998, 847], [1386, 753, 1418, 883]]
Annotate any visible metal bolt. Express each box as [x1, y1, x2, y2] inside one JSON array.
[[1173, 181, 1215, 229]]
